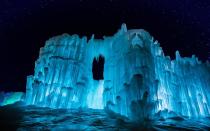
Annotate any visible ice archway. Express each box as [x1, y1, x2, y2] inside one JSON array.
[[25, 24, 210, 120]]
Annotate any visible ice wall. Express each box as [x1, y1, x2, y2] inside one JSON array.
[[25, 24, 210, 120]]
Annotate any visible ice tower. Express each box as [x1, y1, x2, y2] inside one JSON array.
[[25, 24, 210, 120]]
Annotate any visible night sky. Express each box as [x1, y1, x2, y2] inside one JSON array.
[[0, 0, 209, 92]]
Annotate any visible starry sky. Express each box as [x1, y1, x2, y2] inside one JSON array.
[[0, 0, 209, 92]]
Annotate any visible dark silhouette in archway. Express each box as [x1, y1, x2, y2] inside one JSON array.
[[92, 55, 105, 80]]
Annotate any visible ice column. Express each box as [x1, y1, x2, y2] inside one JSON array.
[[87, 80, 104, 109]]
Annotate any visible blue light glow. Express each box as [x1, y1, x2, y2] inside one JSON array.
[[87, 80, 104, 109], [1, 92, 24, 106], [24, 24, 210, 121]]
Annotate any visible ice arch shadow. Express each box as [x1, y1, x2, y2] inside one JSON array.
[[92, 55, 105, 80]]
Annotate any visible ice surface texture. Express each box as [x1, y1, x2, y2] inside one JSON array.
[[25, 24, 210, 120], [2, 104, 210, 130]]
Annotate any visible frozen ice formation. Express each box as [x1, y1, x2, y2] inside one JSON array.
[[25, 24, 210, 120], [0, 92, 24, 106]]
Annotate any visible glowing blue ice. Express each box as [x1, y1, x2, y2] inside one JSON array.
[[0, 92, 24, 106], [25, 24, 210, 120], [87, 80, 104, 109]]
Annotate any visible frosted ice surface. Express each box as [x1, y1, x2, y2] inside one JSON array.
[[25, 24, 210, 120]]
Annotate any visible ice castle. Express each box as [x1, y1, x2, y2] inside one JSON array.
[[25, 24, 210, 120]]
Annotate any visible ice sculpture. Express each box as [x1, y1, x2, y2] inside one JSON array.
[[25, 24, 210, 120], [0, 92, 24, 106]]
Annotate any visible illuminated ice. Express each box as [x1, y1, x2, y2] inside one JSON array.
[[87, 80, 104, 109], [0, 92, 24, 106], [25, 24, 210, 120]]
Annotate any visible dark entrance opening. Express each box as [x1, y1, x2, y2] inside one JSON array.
[[92, 55, 105, 80]]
